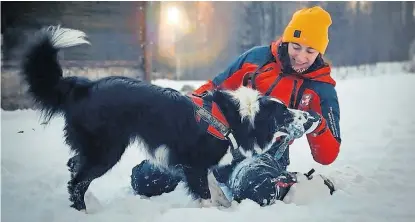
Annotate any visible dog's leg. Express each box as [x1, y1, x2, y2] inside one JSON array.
[[68, 171, 92, 211], [68, 144, 127, 212], [67, 154, 81, 179], [207, 171, 232, 207], [182, 167, 213, 207], [68, 159, 120, 211]]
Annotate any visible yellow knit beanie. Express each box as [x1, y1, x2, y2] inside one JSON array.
[[282, 6, 332, 54]]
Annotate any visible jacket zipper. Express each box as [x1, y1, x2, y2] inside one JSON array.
[[265, 74, 282, 96], [289, 80, 298, 108]]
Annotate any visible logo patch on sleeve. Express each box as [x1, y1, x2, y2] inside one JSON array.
[[299, 94, 312, 109]]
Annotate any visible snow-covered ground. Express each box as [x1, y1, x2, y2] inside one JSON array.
[[2, 71, 415, 222]]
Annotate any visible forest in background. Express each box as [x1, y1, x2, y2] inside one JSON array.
[[2, 1, 415, 80], [156, 1, 415, 79]]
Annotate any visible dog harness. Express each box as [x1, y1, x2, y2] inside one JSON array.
[[187, 93, 238, 150]]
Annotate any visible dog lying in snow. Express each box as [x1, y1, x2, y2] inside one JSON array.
[[20, 25, 309, 211]]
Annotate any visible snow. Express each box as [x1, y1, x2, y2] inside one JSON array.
[[2, 68, 415, 222], [151, 79, 206, 92]]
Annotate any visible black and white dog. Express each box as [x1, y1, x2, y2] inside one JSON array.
[[20, 26, 306, 212]]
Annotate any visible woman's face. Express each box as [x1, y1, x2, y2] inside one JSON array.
[[287, 42, 320, 73]]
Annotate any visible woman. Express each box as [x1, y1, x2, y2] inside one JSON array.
[[130, 6, 341, 206]]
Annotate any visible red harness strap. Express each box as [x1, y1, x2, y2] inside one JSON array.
[[189, 95, 230, 140]]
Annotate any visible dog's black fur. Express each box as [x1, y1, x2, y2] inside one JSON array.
[[20, 26, 296, 211]]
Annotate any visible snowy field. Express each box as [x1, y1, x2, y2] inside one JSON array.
[[2, 69, 415, 222]]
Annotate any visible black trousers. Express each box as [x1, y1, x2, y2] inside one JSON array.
[[130, 153, 289, 206]]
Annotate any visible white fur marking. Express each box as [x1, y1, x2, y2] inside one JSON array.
[[218, 148, 233, 166], [261, 130, 290, 154], [270, 97, 284, 105], [254, 143, 262, 155], [134, 137, 171, 169], [228, 87, 260, 126], [238, 147, 253, 158], [151, 145, 170, 167], [154, 145, 170, 166], [43, 25, 90, 49]]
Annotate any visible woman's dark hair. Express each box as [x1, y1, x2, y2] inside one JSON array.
[[277, 41, 329, 74]]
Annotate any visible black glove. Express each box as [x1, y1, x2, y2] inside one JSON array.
[[303, 110, 322, 135], [272, 171, 298, 201]]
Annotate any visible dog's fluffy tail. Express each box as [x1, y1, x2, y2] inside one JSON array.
[[21, 25, 90, 121]]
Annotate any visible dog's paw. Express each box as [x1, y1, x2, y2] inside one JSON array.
[[83, 191, 103, 214], [199, 198, 215, 208], [208, 172, 232, 208]]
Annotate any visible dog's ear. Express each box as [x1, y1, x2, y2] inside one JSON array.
[[257, 96, 283, 120], [214, 91, 235, 111], [213, 90, 241, 123]]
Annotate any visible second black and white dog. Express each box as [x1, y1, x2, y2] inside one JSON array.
[[20, 26, 307, 212]]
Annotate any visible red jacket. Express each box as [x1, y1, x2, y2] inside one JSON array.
[[193, 40, 341, 165]]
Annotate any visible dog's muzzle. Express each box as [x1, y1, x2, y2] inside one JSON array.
[[267, 109, 309, 159], [285, 108, 308, 139]]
